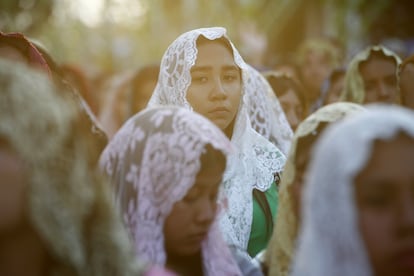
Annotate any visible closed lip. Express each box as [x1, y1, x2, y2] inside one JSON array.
[[188, 231, 208, 241], [208, 106, 230, 113]]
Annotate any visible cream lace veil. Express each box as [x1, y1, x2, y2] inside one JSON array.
[[265, 102, 365, 276], [147, 27, 286, 251], [340, 45, 401, 104], [99, 106, 242, 275], [0, 59, 143, 275], [292, 104, 414, 276]]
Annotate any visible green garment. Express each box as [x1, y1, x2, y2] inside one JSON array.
[[247, 182, 278, 257]]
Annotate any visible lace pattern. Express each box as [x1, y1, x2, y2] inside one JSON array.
[[292, 105, 414, 276], [147, 27, 286, 251], [100, 106, 242, 275], [245, 64, 293, 155]]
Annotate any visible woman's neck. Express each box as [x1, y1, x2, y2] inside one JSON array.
[[0, 227, 49, 276], [166, 252, 203, 276]]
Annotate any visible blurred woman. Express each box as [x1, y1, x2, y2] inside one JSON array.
[[100, 106, 244, 275], [292, 105, 414, 276], [265, 102, 365, 276], [0, 59, 144, 276], [341, 45, 401, 105], [264, 71, 308, 131]]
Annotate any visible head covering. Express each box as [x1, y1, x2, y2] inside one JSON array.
[[99, 106, 242, 275], [147, 27, 286, 251], [0, 59, 144, 275], [265, 102, 365, 276], [292, 104, 414, 276], [245, 64, 293, 155], [0, 31, 51, 76], [340, 45, 401, 104]]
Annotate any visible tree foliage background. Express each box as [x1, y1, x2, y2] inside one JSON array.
[[1, 0, 413, 75]]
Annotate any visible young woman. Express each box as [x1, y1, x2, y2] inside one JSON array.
[[100, 106, 243, 275], [292, 105, 414, 276], [147, 27, 287, 257]]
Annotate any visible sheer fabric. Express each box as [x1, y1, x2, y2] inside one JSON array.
[[340, 45, 401, 104], [0, 60, 144, 276], [147, 27, 286, 251], [100, 106, 242, 275], [265, 102, 365, 276], [245, 64, 293, 155], [292, 105, 414, 276]]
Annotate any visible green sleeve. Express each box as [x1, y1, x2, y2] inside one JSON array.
[[247, 182, 278, 257]]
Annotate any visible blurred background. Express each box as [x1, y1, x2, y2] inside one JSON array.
[[1, 0, 414, 77]]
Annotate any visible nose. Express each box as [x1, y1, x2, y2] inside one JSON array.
[[195, 196, 217, 225], [377, 82, 391, 102], [209, 77, 227, 100]]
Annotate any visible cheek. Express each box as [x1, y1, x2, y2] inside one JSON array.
[[358, 209, 393, 264]]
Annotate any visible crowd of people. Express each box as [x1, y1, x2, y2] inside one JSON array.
[[1, 25, 414, 276]]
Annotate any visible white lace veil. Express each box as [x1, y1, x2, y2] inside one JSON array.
[[292, 104, 414, 276], [99, 106, 242, 275], [245, 64, 293, 155], [147, 27, 286, 251]]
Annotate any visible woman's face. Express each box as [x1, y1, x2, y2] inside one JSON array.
[[186, 39, 242, 137], [359, 55, 398, 104], [163, 151, 225, 257], [279, 88, 303, 131], [301, 50, 332, 97], [355, 134, 414, 276]]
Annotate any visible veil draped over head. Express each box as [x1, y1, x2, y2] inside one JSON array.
[[292, 105, 414, 276], [147, 27, 286, 251], [0, 59, 143, 276], [100, 106, 242, 275], [244, 64, 293, 155], [265, 102, 365, 276], [340, 45, 401, 104]]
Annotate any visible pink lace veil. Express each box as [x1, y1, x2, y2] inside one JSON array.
[[100, 106, 242, 275]]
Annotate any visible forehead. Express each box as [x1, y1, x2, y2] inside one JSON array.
[[193, 39, 237, 67], [359, 54, 397, 78], [356, 134, 414, 182]]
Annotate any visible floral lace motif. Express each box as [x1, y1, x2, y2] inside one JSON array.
[[245, 64, 293, 155], [147, 27, 287, 251], [100, 107, 241, 275]]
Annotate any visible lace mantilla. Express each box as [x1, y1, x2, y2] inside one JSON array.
[[245, 64, 293, 155], [147, 27, 286, 251], [100, 106, 242, 275], [292, 105, 414, 276]]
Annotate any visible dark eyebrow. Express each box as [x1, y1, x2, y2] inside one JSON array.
[[191, 66, 211, 73]]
